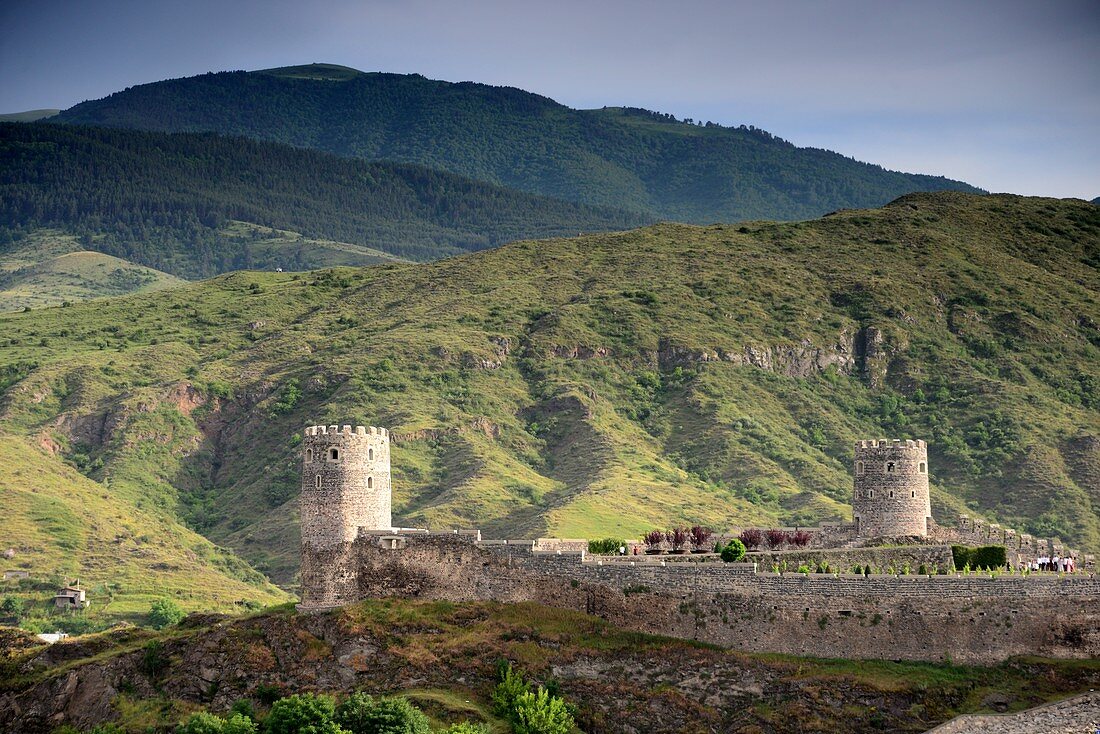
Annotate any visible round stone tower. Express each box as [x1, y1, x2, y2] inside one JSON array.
[[298, 424, 391, 610], [853, 439, 931, 538]]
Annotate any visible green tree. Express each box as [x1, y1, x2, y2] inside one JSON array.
[[442, 724, 489, 734], [266, 693, 343, 734], [511, 688, 574, 734], [148, 598, 186, 629], [334, 692, 431, 734], [491, 662, 530, 716], [177, 711, 227, 734], [720, 538, 746, 563], [1, 595, 24, 618], [222, 714, 258, 734]]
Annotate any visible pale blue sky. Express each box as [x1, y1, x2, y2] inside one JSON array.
[[1, 0, 1097, 198]]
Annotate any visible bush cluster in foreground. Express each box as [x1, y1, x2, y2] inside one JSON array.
[[55, 669, 578, 734]]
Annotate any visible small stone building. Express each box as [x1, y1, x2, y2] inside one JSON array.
[[53, 586, 88, 610]]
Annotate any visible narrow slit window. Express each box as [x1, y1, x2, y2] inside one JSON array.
[[368, 448, 374, 461], [367, 476, 374, 489], [306, 448, 313, 462], [889, 490, 894, 499], [868, 489, 874, 499], [315, 475, 321, 488], [911, 490, 916, 498], [856, 461, 864, 475]]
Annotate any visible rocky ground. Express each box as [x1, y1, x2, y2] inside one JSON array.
[[2, 600, 1099, 733], [928, 691, 1100, 733]]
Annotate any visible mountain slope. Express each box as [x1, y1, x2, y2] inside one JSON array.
[[0, 193, 1096, 586], [0, 430, 289, 624], [0, 122, 650, 278], [53, 64, 983, 222], [0, 230, 184, 311], [0, 109, 59, 122]]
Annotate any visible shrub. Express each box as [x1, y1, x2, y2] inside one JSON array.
[[797, 565, 812, 575], [148, 598, 185, 629], [512, 687, 575, 734], [720, 539, 746, 563], [666, 527, 689, 551], [0, 595, 23, 618], [266, 693, 340, 734], [642, 530, 664, 551], [335, 692, 431, 734], [918, 564, 928, 575], [88, 726, 126, 734], [442, 725, 488, 734], [141, 640, 169, 681], [177, 712, 224, 734], [738, 528, 763, 549], [971, 545, 1007, 570], [253, 683, 284, 705], [587, 538, 624, 555], [689, 526, 713, 551], [764, 529, 788, 550], [491, 662, 530, 716], [789, 530, 812, 548]]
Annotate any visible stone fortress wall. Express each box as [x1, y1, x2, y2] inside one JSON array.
[[297, 428, 1099, 660], [335, 532, 1100, 664]]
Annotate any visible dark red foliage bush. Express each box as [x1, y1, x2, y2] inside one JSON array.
[[642, 530, 664, 549], [738, 528, 763, 549], [790, 530, 813, 548], [764, 529, 789, 549], [689, 526, 713, 550], [666, 527, 690, 551]]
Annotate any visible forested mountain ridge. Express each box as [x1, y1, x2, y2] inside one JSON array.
[[0, 192, 1095, 585], [0, 122, 650, 278], [53, 64, 984, 222]]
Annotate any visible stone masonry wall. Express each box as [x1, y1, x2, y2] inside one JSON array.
[[853, 439, 931, 537], [746, 544, 954, 573], [340, 534, 1100, 664]]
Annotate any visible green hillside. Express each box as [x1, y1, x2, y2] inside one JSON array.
[[0, 230, 185, 311], [0, 122, 649, 278], [52, 64, 983, 222], [0, 193, 1096, 587], [0, 430, 289, 627], [0, 109, 59, 122]]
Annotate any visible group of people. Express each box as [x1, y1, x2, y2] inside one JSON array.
[[1026, 555, 1076, 572]]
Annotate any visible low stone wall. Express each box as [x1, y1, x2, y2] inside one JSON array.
[[336, 534, 1100, 664], [746, 544, 954, 573]]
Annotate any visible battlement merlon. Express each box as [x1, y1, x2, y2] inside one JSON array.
[[855, 439, 926, 450], [303, 425, 389, 440]]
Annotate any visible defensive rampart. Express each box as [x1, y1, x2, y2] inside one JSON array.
[[317, 533, 1100, 664]]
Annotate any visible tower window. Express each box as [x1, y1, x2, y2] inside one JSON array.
[[856, 461, 864, 475], [367, 476, 373, 489], [329, 448, 340, 461], [306, 448, 313, 462], [889, 490, 894, 499], [868, 489, 874, 499], [911, 490, 916, 498], [918, 462, 927, 473], [369, 448, 374, 461], [886, 461, 896, 473], [315, 475, 321, 488]]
